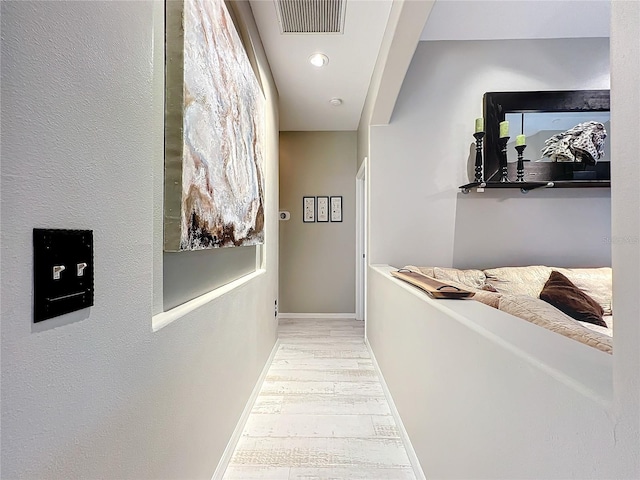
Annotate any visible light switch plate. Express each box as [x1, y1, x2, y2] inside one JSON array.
[[33, 229, 94, 322]]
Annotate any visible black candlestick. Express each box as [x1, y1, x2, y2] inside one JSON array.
[[515, 144, 526, 182], [499, 136, 510, 182], [473, 131, 485, 183]]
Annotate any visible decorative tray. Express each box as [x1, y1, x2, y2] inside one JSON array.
[[391, 270, 475, 299]]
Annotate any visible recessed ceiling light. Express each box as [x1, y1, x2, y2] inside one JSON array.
[[309, 53, 329, 67], [329, 98, 343, 106]]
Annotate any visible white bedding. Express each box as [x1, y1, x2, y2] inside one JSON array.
[[579, 315, 613, 337], [499, 295, 613, 354]]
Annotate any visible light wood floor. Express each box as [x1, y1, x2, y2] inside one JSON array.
[[222, 318, 417, 480]]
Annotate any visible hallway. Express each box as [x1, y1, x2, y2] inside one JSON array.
[[222, 318, 418, 479]]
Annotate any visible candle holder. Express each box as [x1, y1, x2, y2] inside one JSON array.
[[473, 131, 485, 183], [498, 136, 510, 182], [515, 144, 526, 182]]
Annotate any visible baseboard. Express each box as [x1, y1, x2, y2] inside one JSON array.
[[365, 338, 426, 480], [278, 313, 357, 319], [211, 339, 281, 480]]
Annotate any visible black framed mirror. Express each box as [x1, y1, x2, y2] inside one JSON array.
[[483, 90, 610, 182]]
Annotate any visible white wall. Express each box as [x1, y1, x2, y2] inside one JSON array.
[[369, 38, 611, 268], [357, 0, 435, 170], [279, 131, 356, 314], [366, 21, 639, 479], [0, 1, 279, 478], [453, 189, 611, 268], [610, 1, 640, 476], [368, 266, 615, 479]]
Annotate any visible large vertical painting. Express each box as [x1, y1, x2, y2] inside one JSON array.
[[165, 0, 265, 251]]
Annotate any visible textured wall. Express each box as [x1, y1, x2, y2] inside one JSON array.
[[279, 131, 356, 314], [356, 0, 435, 172], [369, 37, 611, 268], [366, 28, 639, 479], [0, 1, 279, 478], [367, 31, 640, 463], [610, 1, 640, 477], [368, 266, 615, 479]]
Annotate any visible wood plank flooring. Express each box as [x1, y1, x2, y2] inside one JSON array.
[[222, 318, 417, 480]]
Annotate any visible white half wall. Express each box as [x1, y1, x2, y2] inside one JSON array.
[[369, 38, 611, 268], [367, 266, 617, 479], [0, 1, 279, 478], [366, 14, 639, 478]]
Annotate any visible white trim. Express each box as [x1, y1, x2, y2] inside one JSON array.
[[365, 338, 426, 480], [356, 158, 367, 322], [211, 339, 281, 480], [278, 313, 357, 319], [152, 269, 266, 331], [356, 158, 367, 179], [256, 244, 264, 270]]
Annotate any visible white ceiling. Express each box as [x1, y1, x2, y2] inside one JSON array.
[[249, 0, 611, 132], [421, 0, 610, 41], [249, 0, 393, 131]]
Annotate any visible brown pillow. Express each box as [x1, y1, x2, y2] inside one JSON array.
[[539, 271, 606, 327]]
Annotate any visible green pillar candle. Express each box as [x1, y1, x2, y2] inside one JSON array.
[[516, 134, 526, 146], [475, 117, 484, 133], [499, 120, 509, 138]]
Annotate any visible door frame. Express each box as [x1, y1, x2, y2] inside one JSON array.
[[356, 157, 368, 324]]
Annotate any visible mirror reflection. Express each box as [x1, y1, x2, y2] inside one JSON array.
[[504, 111, 611, 164]]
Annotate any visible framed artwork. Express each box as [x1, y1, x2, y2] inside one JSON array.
[[330, 196, 342, 222], [164, 0, 265, 251], [317, 196, 329, 222], [303, 197, 316, 223]]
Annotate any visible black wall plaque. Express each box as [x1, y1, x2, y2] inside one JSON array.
[[33, 229, 94, 322]]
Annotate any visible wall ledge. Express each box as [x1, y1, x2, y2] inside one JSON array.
[[370, 264, 613, 408], [152, 269, 266, 332]]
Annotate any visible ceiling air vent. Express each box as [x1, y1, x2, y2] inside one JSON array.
[[275, 0, 346, 34]]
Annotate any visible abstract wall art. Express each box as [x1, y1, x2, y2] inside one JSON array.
[[164, 0, 265, 251]]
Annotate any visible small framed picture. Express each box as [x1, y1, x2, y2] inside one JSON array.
[[317, 196, 329, 222], [303, 196, 315, 223], [330, 196, 342, 222]]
